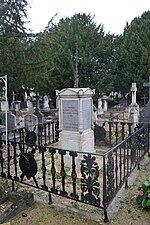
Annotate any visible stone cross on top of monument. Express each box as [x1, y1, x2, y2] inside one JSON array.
[[130, 82, 137, 105], [143, 76, 150, 102]]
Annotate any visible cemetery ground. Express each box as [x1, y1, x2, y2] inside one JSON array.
[[1, 155, 149, 225]]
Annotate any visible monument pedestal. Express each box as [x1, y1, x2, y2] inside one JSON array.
[[59, 129, 94, 153], [128, 82, 139, 132], [128, 103, 139, 122]]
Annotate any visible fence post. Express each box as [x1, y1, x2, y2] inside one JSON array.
[[103, 155, 109, 222], [148, 124, 150, 157]]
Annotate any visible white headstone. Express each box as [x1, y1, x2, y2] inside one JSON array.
[[24, 114, 38, 132], [0, 99, 9, 112], [102, 95, 108, 112], [27, 98, 34, 113], [43, 95, 50, 110], [97, 98, 104, 115]]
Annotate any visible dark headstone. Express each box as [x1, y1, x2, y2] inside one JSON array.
[[34, 109, 45, 124], [94, 124, 106, 141], [139, 100, 150, 124]]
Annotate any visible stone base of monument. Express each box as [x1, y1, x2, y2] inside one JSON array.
[[128, 103, 139, 132], [58, 129, 95, 169], [59, 129, 95, 153]]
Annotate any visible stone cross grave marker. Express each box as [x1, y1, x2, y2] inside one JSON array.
[[141, 95, 148, 107], [128, 83, 139, 129], [130, 82, 137, 105]]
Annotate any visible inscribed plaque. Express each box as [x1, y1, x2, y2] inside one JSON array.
[[82, 99, 91, 130], [62, 100, 78, 131]]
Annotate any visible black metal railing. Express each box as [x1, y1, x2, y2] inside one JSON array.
[[95, 120, 147, 146], [0, 123, 149, 222], [0, 119, 59, 146], [103, 123, 149, 208]]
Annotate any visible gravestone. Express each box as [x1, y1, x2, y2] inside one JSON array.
[[0, 97, 9, 112], [27, 97, 34, 113], [43, 95, 50, 110], [139, 77, 150, 124], [143, 77, 150, 98], [97, 98, 104, 116], [10, 92, 21, 116], [14, 101, 21, 116], [56, 88, 95, 153], [2, 112, 17, 130], [10, 91, 16, 112], [128, 83, 139, 128], [102, 95, 108, 112], [41, 95, 51, 118], [24, 114, 38, 132], [33, 94, 45, 124], [141, 95, 148, 107]]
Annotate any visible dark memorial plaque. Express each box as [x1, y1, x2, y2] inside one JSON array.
[[62, 100, 78, 131], [82, 99, 91, 130]]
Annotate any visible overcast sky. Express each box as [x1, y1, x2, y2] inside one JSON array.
[[26, 0, 150, 34]]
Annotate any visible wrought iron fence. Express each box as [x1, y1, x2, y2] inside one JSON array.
[[0, 119, 59, 146], [94, 120, 146, 146], [103, 123, 149, 209], [0, 123, 149, 222]]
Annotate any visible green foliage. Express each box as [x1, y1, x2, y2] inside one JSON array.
[[0, 0, 29, 97], [112, 11, 150, 97], [136, 176, 150, 209], [29, 13, 115, 100], [0, 4, 150, 102]]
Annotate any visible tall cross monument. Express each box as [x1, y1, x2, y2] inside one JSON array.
[[128, 82, 139, 129], [72, 45, 82, 88]]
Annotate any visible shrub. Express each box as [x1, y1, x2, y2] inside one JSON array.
[[136, 177, 150, 209]]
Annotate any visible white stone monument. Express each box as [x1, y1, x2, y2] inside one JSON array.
[[24, 113, 38, 132], [27, 97, 34, 113], [102, 95, 108, 112], [56, 88, 95, 153], [43, 95, 50, 110], [0, 97, 9, 112], [128, 82, 139, 128], [97, 98, 104, 115]]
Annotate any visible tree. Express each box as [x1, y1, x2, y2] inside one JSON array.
[[31, 13, 115, 101], [112, 11, 150, 98], [0, 0, 29, 97]]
